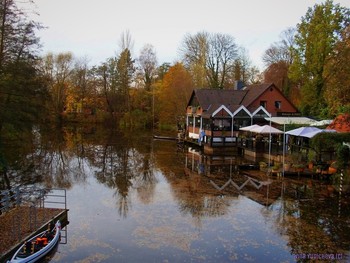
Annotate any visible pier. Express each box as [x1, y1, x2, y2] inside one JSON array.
[[0, 187, 69, 262]]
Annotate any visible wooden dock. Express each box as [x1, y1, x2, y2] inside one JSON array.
[[0, 206, 68, 262], [0, 187, 69, 262]]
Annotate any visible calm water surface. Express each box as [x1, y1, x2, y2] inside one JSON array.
[[2, 126, 350, 262]]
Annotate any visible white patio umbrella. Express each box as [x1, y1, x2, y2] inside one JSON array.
[[285, 126, 321, 138], [239, 124, 261, 131], [302, 129, 337, 138], [250, 125, 283, 134], [250, 124, 283, 167]]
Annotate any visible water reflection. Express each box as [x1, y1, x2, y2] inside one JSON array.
[[1, 126, 349, 262], [183, 147, 350, 260], [184, 148, 274, 207]]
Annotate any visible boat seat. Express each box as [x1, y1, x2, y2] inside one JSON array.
[[16, 252, 29, 258]]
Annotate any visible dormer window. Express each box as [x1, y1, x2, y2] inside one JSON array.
[[275, 101, 281, 109], [260, 101, 267, 108]]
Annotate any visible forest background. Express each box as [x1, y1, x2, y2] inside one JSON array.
[[0, 0, 350, 140]]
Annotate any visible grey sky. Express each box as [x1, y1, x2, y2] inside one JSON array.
[[33, 0, 350, 69]]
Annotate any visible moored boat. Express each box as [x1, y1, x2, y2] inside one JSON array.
[[153, 135, 178, 141], [8, 220, 61, 263]]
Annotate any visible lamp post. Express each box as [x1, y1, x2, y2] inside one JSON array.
[[268, 113, 272, 167], [282, 122, 286, 177]]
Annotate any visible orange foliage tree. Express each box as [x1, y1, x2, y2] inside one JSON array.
[[157, 63, 193, 127]]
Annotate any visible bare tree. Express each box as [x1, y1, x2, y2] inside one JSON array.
[[180, 32, 208, 87], [71, 57, 89, 101], [232, 47, 253, 85], [263, 27, 296, 66], [118, 30, 134, 54], [137, 44, 158, 91], [180, 31, 238, 89], [206, 33, 238, 89], [263, 27, 296, 96], [41, 52, 74, 120]]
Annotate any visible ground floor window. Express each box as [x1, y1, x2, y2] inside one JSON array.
[[213, 118, 231, 131], [234, 118, 251, 129]]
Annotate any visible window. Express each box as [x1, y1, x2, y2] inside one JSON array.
[[260, 101, 267, 108], [213, 119, 231, 131], [275, 101, 281, 109]]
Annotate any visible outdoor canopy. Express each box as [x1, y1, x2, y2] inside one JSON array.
[[301, 129, 336, 138], [250, 125, 283, 134], [265, 117, 316, 125], [239, 124, 261, 132], [285, 126, 320, 138], [285, 126, 336, 138]]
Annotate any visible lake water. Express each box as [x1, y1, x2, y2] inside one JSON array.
[[2, 126, 349, 262]]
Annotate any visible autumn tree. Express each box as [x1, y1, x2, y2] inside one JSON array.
[[289, 0, 350, 116], [70, 57, 89, 110], [263, 28, 296, 97], [116, 48, 134, 114], [227, 47, 261, 87], [57, 56, 103, 117], [0, 0, 41, 70], [232, 48, 250, 84], [136, 44, 158, 91], [157, 63, 193, 127], [324, 26, 350, 115], [96, 58, 119, 119], [156, 62, 170, 81], [0, 0, 47, 187], [0, 0, 46, 132], [93, 32, 135, 124], [123, 44, 158, 128], [116, 31, 135, 115], [40, 52, 74, 121]]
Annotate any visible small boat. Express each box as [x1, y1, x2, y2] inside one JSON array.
[[8, 220, 61, 263], [153, 135, 178, 141]]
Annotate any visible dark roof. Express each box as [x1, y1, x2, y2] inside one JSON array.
[[241, 83, 273, 106], [191, 83, 274, 112], [194, 89, 247, 111]]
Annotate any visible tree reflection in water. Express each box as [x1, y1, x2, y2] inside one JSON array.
[[1, 125, 349, 262]]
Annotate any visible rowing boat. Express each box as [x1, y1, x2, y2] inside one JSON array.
[[153, 135, 178, 141], [8, 220, 61, 263]]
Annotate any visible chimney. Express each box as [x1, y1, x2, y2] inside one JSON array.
[[234, 80, 245, 90]]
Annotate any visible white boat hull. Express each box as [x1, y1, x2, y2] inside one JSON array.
[[8, 221, 61, 263]]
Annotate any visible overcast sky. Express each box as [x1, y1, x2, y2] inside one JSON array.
[[32, 0, 350, 69]]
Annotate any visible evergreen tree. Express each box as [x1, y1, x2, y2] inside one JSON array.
[[116, 48, 134, 113]]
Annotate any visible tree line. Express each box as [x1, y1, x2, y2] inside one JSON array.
[[264, 0, 350, 117], [1, 0, 350, 139]]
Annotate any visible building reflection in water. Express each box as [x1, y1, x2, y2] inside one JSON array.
[[183, 146, 350, 259], [184, 147, 275, 206]]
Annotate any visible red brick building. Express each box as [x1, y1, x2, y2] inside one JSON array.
[[186, 83, 299, 150]]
